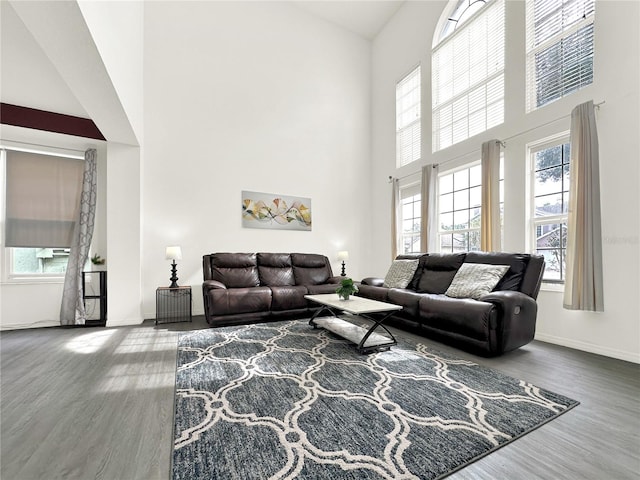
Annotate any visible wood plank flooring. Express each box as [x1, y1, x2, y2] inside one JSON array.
[[1, 316, 638, 479]]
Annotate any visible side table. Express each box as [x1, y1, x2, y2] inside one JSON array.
[[156, 286, 192, 325], [82, 271, 107, 327]]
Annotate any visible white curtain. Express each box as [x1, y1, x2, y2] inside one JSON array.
[[60, 149, 98, 325], [391, 178, 401, 260], [481, 139, 502, 252], [564, 101, 604, 311], [420, 164, 439, 252]]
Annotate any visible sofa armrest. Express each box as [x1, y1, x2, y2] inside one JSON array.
[[481, 291, 537, 354], [203, 280, 227, 292], [361, 277, 385, 287], [327, 276, 343, 284]]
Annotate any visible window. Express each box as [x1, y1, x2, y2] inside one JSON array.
[[432, 0, 505, 152], [526, 0, 595, 111], [2, 147, 84, 278], [439, 164, 482, 252], [400, 184, 421, 254], [529, 137, 571, 282], [396, 66, 421, 167], [438, 160, 504, 253]]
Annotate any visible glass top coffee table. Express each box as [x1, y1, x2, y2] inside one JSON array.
[[305, 294, 403, 354]]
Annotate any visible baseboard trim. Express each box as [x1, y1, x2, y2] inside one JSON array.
[[534, 332, 640, 364], [1, 320, 59, 331]]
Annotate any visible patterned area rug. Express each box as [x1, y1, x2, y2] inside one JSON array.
[[172, 320, 578, 479]]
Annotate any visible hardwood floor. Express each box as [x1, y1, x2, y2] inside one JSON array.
[[1, 316, 638, 479]]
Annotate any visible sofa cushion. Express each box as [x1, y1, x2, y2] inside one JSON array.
[[387, 289, 422, 317], [395, 253, 427, 290], [270, 285, 308, 311], [257, 253, 295, 286], [416, 253, 466, 294], [465, 252, 530, 292], [207, 286, 271, 315], [210, 253, 260, 288], [419, 294, 497, 341], [306, 283, 340, 295], [445, 263, 509, 300], [383, 259, 419, 288], [291, 253, 331, 285], [356, 284, 390, 302]]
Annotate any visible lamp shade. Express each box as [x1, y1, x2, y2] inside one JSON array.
[[337, 251, 349, 261], [165, 246, 182, 260]]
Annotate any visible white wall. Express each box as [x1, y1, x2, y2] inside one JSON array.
[[371, 0, 640, 362], [142, 1, 372, 318], [78, 0, 144, 142]]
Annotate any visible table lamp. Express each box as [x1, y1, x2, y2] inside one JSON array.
[[166, 246, 182, 288], [337, 251, 349, 276]]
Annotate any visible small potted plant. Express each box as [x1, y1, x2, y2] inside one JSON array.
[[91, 254, 106, 268], [336, 277, 358, 300]]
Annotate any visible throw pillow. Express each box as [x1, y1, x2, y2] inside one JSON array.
[[383, 259, 420, 289], [445, 263, 510, 300]]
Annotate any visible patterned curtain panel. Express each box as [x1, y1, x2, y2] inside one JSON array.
[[564, 101, 604, 311], [60, 149, 98, 325], [420, 164, 439, 252], [481, 139, 502, 252]]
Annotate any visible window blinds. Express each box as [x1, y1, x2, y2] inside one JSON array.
[[396, 66, 421, 167], [526, 0, 595, 111], [4, 149, 84, 248], [432, 0, 505, 152]]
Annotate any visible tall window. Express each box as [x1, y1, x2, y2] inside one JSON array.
[[529, 137, 571, 282], [439, 164, 482, 252], [438, 160, 504, 253], [432, 0, 505, 152], [2, 148, 83, 278], [396, 66, 421, 167], [400, 184, 421, 254], [526, 0, 595, 111]]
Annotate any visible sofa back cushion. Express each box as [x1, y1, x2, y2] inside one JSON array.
[[465, 252, 529, 292], [291, 253, 331, 285], [257, 253, 295, 286], [207, 253, 260, 288], [415, 253, 466, 294]]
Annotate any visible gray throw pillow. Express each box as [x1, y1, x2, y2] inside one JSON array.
[[445, 263, 509, 300], [383, 259, 420, 289]]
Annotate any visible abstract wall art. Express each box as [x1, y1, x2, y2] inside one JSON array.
[[241, 191, 312, 231]]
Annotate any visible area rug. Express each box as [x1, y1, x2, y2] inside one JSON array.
[[172, 320, 578, 479]]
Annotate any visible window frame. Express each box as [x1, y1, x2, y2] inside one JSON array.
[[396, 65, 422, 167], [399, 182, 422, 254], [432, 0, 505, 152], [525, 0, 596, 112], [437, 162, 483, 253], [527, 132, 571, 284], [1, 146, 83, 283]]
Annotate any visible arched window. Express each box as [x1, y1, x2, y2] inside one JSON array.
[[432, 0, 505, 152]]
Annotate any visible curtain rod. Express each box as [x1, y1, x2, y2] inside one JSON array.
[[389, 100, 605, 183]]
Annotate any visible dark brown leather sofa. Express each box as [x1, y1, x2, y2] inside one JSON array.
[[357, 252, 545, 356], [202, 252, 342, 326]]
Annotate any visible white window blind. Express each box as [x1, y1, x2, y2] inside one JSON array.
[[396, 66, 421, 167], [526, 0, 595, 111], [4, 149, 84, 248], [432, 0, 504, 152]]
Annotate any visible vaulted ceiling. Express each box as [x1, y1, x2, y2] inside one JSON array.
[[0, 1, 403, 143]]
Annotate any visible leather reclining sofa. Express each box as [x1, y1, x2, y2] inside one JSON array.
[[357, 251, 545, 356], [202, 252, 342, 326]]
